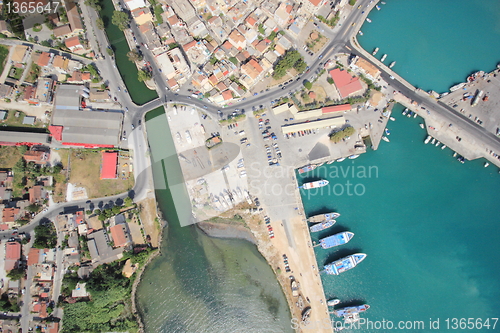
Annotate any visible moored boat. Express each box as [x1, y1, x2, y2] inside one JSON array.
[[320, 232, 354, 249], [348, 154, 359, 159], [327, 160, 335, 164], [484, 162, 490, 167], [381, 54, 387, 62], [298, 164, 317, 174], [381, 136, 390, 142], [420, 123, 425, 129], [323, 253, 367, 275], [384, 128, 390, 136], [300, 179, 329, 190], [310, 220, 336, 233], [372, 47, 379, 55], [332, 304, 370, 318], [366, 18, 372, 23], [358, 30, 363, 35], [308, 212, 340, 223], [389, 61, 396, 68], [424, 135, 431, 144], [389, 116, 395, 121], [435, 140, 440, 147], [376, 5, 380, 10], [336, 157, 346, 162], [431, 138, 436, 145], [402, 108, 408, 115], [441, 144, 446, 150], [413, 112, 418, 118], [327, 298, 340, 306]]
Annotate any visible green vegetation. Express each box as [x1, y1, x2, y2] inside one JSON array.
[[209, 56, 217, 65], [349, 0, 356, 5], [12, 157, 25, 197], [126, 50, 142, 62], [32, 23, 42, 32], [153, 5, 163, 24], [303, 80, 312, 90], [33, 223, 57, 249], [106, 48, 114, 56], [7, 266, 25, 280], [0, 293, 20, 312], [3, 0, 25, 38], [0, 146, 22, 169], [229, 57, 238, 66], [96, 18, 104, 30], [8, 66, 23, 80], [267, 31, 277, 41], [329, 126, 356, 143], [137, 69, 152, 82], [359, 73, 381, 91], [168, 42, 179, 50], [0, 45, 9, 78], [40, 40, 51, 47], [26, 63, 41, 83], [258, 23, 265, 35], [272, 50, 306, 79], [84, 0, 102, 11], [83, 63, 102, 83], [327, 77, 334, 84], [59, 7, 68, 23], [112, 10, 130, 31], [219, 113, 246, 125], [61, 261, 142, 332], [316, 12, 340, 27]]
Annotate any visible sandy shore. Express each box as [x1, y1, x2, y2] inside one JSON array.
[[197, 221, 257, 244]]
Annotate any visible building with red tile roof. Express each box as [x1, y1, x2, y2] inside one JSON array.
[[65, 36, 83, 52], [2, 207, 20, 223], [28, 248, 40, 266], [322, 104, 351, 114], [329, 68, 364, 99], [110, 224, 130, 247], [5, 241, 21, 271], [37, 52, 51, 67], [221, 90, 233, 101], [29, 185, 43, 203]]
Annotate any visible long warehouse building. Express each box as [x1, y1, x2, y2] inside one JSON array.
[[281, 115, 345, 135]]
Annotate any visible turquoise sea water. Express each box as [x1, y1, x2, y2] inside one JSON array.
[[358, 0, 500, 93], [298, 104, 500, 331]]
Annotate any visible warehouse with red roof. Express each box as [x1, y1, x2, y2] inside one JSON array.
[[100, 152, 118, 179], [329, 68, 364, 99]]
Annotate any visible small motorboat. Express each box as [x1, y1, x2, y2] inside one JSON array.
[[327, 299, 341, 306]]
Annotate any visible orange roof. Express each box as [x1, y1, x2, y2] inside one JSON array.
[[110, 224, 129, 247], [249, 59, 263, 73], [2, 208, 19, 222], [229, 29, 245, 43], [286, 5, 293, 13], [37, 52, 51, 67], [322, 104, 351, 114], [168, 15, 179, 26], [245, 15, 256, 26], [167, 78, 178, 88], [5, 242, 21, 271], [28, 248, 40, 266], [208, 75, 218, 85], [216, 82, 226, 91], [40, 301, 47, 318], [221, 90, 233, 100], [308, 0, 322, 6], [81, 72, 91, 81], [329, 68, 363, 98], [0, 224, 8, 231], [183, 40, 196, 51], [64, 36, 81, 48], [29, 185, 42, 203], [222, 40, 234, 50]]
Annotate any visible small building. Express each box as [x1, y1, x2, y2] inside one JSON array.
[[322, 104, 351, 114], [64, 36, 84, 52], [109, 223, 131, 248], [5, 241, 21, 271], [100, 151, 118, 179], [281, 116, 346, 135], [329, 68, 364, 99]]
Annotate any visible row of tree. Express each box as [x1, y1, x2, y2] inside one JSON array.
[[272, 50, 307, 79]]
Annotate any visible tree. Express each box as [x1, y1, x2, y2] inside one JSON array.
[[327, 77, 334, 84], [137, 70, 152, 82], [112, 11, 129, 31], [106, 47, 114, 56], [26, 204, 41, 213], [40, 40, 51, 47], [96, 18, 104, 30], [124, 196, 133, 207], [84, 0, 102, 11], [303, 80, 312, 90], [229, 57, 238, 65], [7, 266, 25, 280], [33, 224, 57, 249], [127, 50, 142, 62], [294, 59, 307, 73]]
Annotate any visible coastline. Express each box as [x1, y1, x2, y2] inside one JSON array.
[[197, 221, 257, 245]]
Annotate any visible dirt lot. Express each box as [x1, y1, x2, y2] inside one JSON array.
[[58, 149, 134, 199], [138, 197, 160, 248], [0, 146, 23, 169], [306, 31, 329, 53]]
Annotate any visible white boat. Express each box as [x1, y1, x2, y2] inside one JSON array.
[[381, 54, 387, 62], [413, 112, 418, 118], [384, 128, 390, 136], [435, 140, 440, 147], [376, 5, 380, 10], [336, 157, 346, 162], [484, 162, 490, 167], [402, 108, 408, 116], [366, 18, 372, 23], [441, 144, 446, 150], [327, 160, 335, 164], [389, 61, 396, 68], [419, 123, 424, 129], [453, 152, 458, 157], [327, 299, 341, 306], [389, 116, 395, 121], [431, 138, 436, 145], [381, 136, 390, 142], [372, 47, 379, 55], [358, 31, 363, 36], [424, 135, 431, 144], [348, 154, 359, 159]]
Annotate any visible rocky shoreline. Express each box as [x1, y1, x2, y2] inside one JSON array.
[[197, 221, 257, 245]]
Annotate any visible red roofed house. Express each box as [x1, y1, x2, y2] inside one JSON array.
[[322, 104, 351, 114], [64, 36, 84, 52], [245, 14, 257, 27], [183, 40, 196, 52], [228, 29, 246, 50], [37, 52, 51, 67], [2, 207, 20, 223], [29, 185, 44, 203], [110, 224, 131, 248], [303, 0, 325, 13], [5, 241, 21, 271], [329, 68, 364, 99], [28, 248, 40, 266], [48, 125, 63, 141], [221, 90, 233, 101], [100, 152, 118, 179]]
